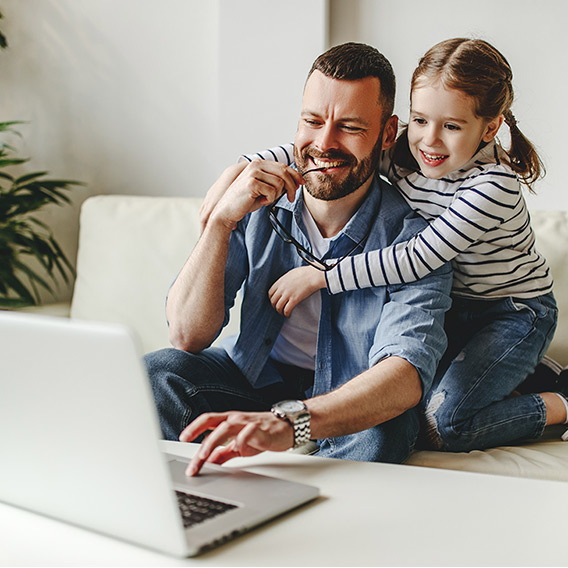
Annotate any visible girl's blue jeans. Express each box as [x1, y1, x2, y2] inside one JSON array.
[[422, 292, 558, 451]]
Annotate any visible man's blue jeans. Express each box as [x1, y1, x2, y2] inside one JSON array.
[[144, 347, 419, 464], [422, 292, 558, 451]]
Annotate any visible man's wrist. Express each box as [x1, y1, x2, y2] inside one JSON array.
[[207, 208, 239, 236]]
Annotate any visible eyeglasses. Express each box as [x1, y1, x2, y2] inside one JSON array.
[[268, 195, 371, 272]]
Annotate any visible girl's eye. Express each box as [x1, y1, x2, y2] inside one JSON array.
[[445, 123, 460, 131], [412, 117, 426, 125]]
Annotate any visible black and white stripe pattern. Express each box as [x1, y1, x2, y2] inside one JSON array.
[[239, 143, 295, 166], [241, 141, 553, 300]]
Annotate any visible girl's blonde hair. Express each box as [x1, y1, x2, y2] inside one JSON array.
[[393, 38, 544, 189]]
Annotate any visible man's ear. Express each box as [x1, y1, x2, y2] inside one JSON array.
[[381, 115, 398, 150], [482, 115, 504, 143]]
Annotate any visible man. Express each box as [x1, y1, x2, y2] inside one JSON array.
[[145, 42, 452, 476]]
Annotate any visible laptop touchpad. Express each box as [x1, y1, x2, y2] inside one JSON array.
[[168, 459, 225, 488]]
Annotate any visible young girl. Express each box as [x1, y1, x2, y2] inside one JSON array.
[[234, 38, 568, 450]]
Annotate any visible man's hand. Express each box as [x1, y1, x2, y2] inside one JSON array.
[[199, 162, 247, 233], [180, 410, 294, 476], [268, 266, 326, 317], [207, 160, 304, 232]]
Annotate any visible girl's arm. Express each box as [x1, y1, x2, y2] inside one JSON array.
[[326, 174, 521, 294]]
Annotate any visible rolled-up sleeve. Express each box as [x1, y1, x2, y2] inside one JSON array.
[[369, 262, 453, 397]]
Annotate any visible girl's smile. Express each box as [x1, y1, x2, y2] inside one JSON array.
[[407, 82, 502, 179]]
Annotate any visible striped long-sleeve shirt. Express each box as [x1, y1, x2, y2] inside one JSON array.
[[241, 140, 553, 299]]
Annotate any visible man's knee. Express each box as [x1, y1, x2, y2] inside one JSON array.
[[143, 348, 203, 440]]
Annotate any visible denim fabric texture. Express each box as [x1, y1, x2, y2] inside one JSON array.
[[422, 292, 558, 451], [144, 346, 422, 463], [220, 175, 452, 394], [145, 174, 453, 463]]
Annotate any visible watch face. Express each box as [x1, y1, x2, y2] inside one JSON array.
[[279, 400, 304, 413]]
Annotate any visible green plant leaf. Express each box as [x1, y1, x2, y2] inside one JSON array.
[[12, 257, 54, 294], [48, 235, 75, 280], [2, 270, 38, 304], [0, 121, 26, 132], [0, 298, 34, 309], [0, 157, 28, 168], [0, 120, 83, 306], [15, 171, 49, 184]]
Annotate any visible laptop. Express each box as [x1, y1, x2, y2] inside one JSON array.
[[0, 311, 319, 557]]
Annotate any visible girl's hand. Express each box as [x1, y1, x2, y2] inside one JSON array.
[[268, 266, 326, 317]]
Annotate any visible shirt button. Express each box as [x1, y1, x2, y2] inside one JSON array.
[[264, 337, 272, 346]]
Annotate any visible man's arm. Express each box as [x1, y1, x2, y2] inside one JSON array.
[[182, 355, 420, 475], [166, 214, 233, 352], [167, 161, 303, 352]]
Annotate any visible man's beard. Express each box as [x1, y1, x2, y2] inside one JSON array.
[[294, 137, 383, 201]]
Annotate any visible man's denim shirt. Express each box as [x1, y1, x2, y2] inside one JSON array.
[[220, 174, 453, 399]]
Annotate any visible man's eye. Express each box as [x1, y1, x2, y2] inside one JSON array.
[[304, 119, 322, 127], [339, 125, 361, 133]]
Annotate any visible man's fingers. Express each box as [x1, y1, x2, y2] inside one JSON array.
[[245, 161, 302, 204], [179, 412, 230, 443], [208, 442, 240, 465], [235, 422, 267, 456], [186, 420, 235, 476]]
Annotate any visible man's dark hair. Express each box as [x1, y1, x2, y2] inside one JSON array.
[[308, 42, 396, 121]]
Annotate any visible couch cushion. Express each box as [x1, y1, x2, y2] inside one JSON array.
[[406, 429, 568, 482], [530, 210, 568, 365], [71, 195, 240, 353]]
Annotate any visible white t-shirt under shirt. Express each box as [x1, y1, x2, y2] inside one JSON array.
[[270, 205, 337, 371]]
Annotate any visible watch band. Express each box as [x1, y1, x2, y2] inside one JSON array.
[[271, 400, 311, 449], [292, 411, 311, 448]]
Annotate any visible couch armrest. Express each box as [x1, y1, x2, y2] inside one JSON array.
[[16, 302, 72, 318]]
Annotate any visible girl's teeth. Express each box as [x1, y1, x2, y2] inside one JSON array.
[[422, 151, 447, 162]]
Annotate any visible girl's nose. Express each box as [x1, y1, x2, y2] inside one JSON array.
[[423, 125, 441, 146]]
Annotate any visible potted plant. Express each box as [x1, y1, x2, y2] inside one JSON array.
[[0, 11, 83, 308]]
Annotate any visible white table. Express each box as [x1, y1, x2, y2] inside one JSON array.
[[1, 440, 566, 567]]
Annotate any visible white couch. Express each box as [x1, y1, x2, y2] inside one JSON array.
[[25, 195, 568, 481]]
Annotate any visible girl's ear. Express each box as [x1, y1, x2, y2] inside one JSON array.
[[482, 115, 504, 143]]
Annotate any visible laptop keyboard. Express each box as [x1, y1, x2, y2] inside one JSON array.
[[175, 491, 238, 529]]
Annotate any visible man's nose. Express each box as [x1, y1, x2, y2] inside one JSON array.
[[313, 123, 338, 152]]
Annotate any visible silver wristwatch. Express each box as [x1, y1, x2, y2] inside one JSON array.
[[271, 400, 311, 448]]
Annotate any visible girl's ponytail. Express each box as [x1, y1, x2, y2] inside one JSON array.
[[503, 109, 544, 192]]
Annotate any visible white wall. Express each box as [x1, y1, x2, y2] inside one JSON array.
[[3, 0, 566, 303], [330, 0, 568, 212], [0, 0, 327, 302]]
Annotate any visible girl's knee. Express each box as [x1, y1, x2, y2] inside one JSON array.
[[423, 391, 475, 452]]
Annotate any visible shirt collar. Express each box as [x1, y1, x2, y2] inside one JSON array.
[[272, 176, 383, 244], [439, 139, 506, 181]]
